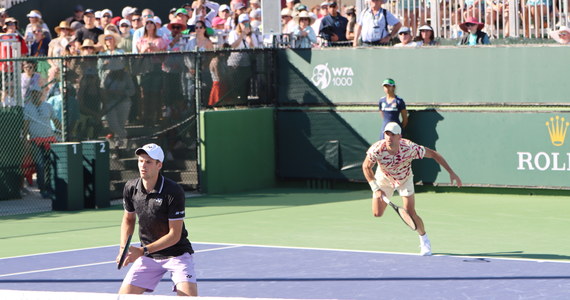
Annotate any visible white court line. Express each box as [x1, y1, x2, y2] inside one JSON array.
[[193, 241, 570, 264], [0, 245, 243, 278], [0, 261, 114, 278], [1, 241, 569, 265]]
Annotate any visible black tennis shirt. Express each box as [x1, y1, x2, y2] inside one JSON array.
[[123, 175, 194, 259]]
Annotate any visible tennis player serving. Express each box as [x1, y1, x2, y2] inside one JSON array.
[[362, 122, 462, 256], [117, 143, 197, 296]]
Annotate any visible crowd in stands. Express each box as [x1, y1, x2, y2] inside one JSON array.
[[0, 0, 567, 60], [0, 0, 568, 199]]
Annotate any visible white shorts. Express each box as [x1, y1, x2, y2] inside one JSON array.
[[373, 168, 415, 199]]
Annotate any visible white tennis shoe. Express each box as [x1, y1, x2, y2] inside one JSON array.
[[420, 239, 432, 256]]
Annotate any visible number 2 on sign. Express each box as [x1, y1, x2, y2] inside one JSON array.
[[100, 142, 106, 153]]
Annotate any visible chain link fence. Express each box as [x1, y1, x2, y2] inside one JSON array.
[[0, 45, 277, 216]]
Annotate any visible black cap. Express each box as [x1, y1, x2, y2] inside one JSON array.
[[74, 5, 84, 12], [84, 8, 95, 15]]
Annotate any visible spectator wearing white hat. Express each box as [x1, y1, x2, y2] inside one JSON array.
[[227, 13, 260, 104], [212, 4, 231, 30], [249, 8, 262, 32], [281, 8, 294, 34], [549, 26, 570, 44], [285, 0, 296, 10], [122, 6, 137, 22], [94, 11, 103, 29], [25, 10, 51, 42], [292, 11, 317, 48], [101, 9, 113, 30], [249, 0, 261, 11], [414, 24, 439, 46], [117, 19, 133, 52]]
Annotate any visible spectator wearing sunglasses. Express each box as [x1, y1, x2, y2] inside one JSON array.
[[131, 10, 143, 30], [2, 17, 28, 57], [393, 26, 420, 47], [117, 19, 133, 53], [30, 24, 51, 56], [132, 9, 168, 53], [100, 9, 113, 30], [24, 10, 52, 42], [458, 17, 490, 45]]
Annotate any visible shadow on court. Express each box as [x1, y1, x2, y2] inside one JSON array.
[[437, 251, 570, 261]]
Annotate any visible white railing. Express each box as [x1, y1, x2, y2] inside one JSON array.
[[387, 0, 569, 39]]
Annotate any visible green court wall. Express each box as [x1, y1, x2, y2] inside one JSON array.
[[200, 108, 276, 194], [277, 47, 570, 105], [276, 109, 570, 189]]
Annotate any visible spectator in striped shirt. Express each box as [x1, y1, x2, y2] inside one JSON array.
[[362, 122, 462, 256]]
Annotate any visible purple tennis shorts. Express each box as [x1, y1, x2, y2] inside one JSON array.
[[122, 252, 196, 292]]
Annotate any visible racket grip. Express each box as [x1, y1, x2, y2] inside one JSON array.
[[381, 195, 390, 204]]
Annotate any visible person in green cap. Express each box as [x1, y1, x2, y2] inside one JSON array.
[[379, 78, 408, 138]]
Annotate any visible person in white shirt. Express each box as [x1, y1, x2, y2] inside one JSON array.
[[353, 0, 401, 46], [363, 122, 462, 256], [393, 26, 421, 47], [227, 14, 260, 104]]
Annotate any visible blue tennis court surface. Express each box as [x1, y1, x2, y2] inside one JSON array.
[[1, 242, 569, 299]]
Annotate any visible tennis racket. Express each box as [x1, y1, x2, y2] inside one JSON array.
[[117, 234, 132, 270], [382, 196, 417, 231]]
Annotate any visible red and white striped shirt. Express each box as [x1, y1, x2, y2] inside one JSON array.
[[367, 139, 426, 185]]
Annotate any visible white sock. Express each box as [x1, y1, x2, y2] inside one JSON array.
[[419, 233, 429, 244]]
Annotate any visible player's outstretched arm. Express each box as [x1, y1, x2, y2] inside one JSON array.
[[424, 147, 462, 187]]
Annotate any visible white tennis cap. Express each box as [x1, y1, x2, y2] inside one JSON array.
[[135, 143, 164, 162], [384, 122, 402, 135]]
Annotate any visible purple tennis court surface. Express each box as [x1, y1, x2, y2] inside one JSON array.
[[1, 242, 569, 299]]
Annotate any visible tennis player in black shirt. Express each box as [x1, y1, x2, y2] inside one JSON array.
[[117, 143, 197, 296]]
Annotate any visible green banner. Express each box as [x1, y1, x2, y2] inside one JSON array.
[[278, 47, 570, 105], [277, 109, 570, 189]]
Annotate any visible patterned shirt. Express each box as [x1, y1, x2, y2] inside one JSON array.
[[367, 138, 426, 185]]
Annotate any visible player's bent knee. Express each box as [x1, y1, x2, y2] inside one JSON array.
[[176, 282, 198, 296], [119, 284, 146, 295]]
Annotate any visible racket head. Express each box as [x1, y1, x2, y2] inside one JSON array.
[[396, 207, 417, 231], [117, 234, 132, 270]]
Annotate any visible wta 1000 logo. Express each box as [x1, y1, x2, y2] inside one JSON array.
[[311, 63, 354, 90], [517, 115, 570, 171]]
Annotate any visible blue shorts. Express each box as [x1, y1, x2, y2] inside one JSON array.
[[122, 252, 197, 292]]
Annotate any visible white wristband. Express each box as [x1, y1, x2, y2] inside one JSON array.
[[368, 180, 381, 192]]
